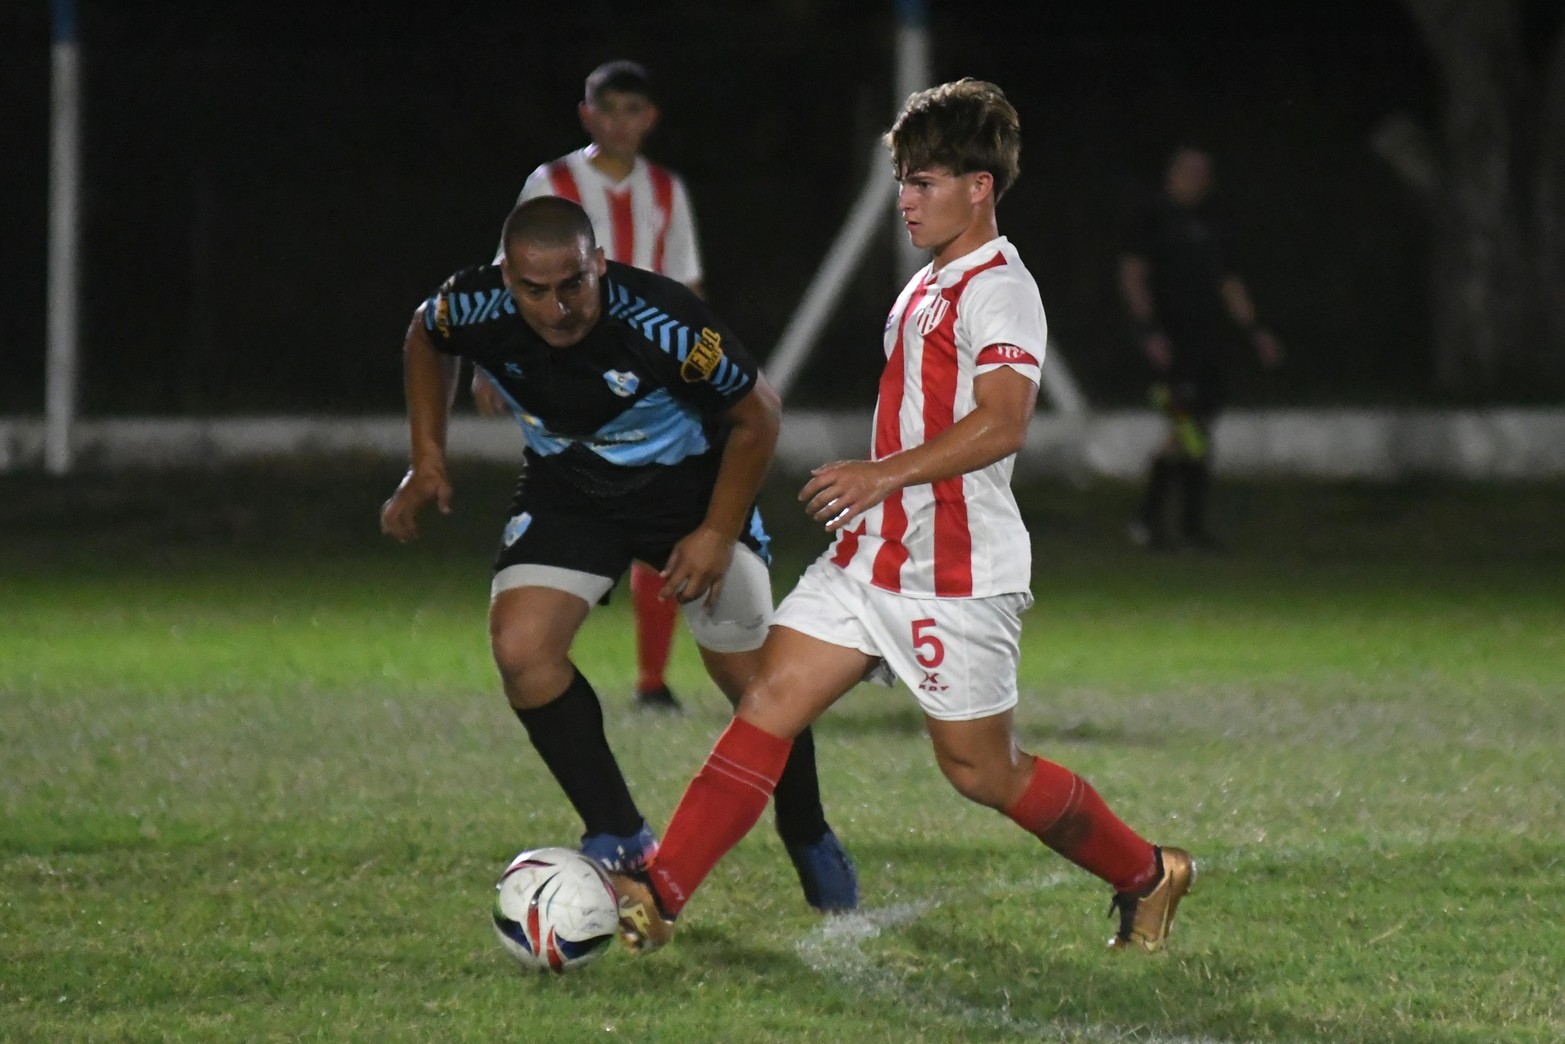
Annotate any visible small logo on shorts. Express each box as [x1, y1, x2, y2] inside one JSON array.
[[603, 369, 640, 397], [502, 512, 532, 548], [918, 671, 948, 693]]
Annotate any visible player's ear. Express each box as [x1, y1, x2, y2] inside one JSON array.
[[594, 247, 607, 275], [970, 171, 994, 204], [577, 100, 594, 131], [642, 102, 660, 132]]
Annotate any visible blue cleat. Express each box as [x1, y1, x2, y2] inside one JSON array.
[[581, 822, 660, 874], [787, 830, 859, 912]]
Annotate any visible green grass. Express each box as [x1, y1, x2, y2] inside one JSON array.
[[2, 459, 1562, 1042]]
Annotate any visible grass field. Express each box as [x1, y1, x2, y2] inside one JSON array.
[[2, 458, 1562, 1043]]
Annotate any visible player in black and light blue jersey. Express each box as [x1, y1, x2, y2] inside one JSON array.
[[380, 197, 858, 913]]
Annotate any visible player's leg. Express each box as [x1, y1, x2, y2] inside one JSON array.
[[686, 546, 858, 912], [1176, 393, 1222, 549], [614, 626, 872, 950], [1130, 382, 1179, 551], [926, 712, 1193, 951], [877, 585, 1194, 952], [489, 504, 654, 871], [630, 561, 681, 710]]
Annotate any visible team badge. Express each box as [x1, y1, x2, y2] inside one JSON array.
[[502, 512, 533, 548], [915, 294, 950, 335], [681, 328, 724, 383], [603, 369, 640, 397]]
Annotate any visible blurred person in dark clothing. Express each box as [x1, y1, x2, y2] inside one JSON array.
[[1119, 147, 1283, 552]]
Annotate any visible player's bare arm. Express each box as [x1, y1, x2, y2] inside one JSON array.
[[1220, 274, 1285, 366], [380, 308, 460, 543], [1120, 254, 1172, 371], [803, 366, 1038, 532], [660, 375, 781, 605]]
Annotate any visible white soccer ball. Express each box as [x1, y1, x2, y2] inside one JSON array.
[[492, 846, 619, 973]]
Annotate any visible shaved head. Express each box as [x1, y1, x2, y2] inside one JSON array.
[[501, 196, 598, 256]]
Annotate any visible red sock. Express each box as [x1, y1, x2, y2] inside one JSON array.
[[1005, 754, 1159, 895], [649, 718, 792, 917], [631, 563, 678, 691]]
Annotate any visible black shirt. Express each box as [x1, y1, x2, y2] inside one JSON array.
[[1125, 195, 1235, 357], [421, 261, 758, 503]]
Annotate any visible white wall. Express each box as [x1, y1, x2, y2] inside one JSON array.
[[2, 409, 1563, 479]]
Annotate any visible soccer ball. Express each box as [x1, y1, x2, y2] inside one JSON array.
[[492, 847, 619, 973]]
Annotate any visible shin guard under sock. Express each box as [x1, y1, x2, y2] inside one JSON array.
[[514, 668, 644, 838], [631, 563, 678, 691], [1004, 754, 1158, 895], [650, 717, 792, 917]]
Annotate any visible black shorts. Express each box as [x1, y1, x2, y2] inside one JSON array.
[[491, 465, 771, 589]]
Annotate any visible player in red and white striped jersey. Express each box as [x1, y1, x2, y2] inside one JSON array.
[[613, 80, 1194, 957], [480, 61, 703, 713]]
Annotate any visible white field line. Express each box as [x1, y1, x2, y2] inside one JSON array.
[[795, 869, 1238, 1044]]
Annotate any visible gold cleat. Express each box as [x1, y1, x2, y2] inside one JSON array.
[[609, 871, 676, 954], [1107, 846, 1195, 953]]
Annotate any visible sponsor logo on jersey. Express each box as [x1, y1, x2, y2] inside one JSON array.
[[681, 327, 724, 383], [502, 512, 532, 548], [915, 294, 950, 336], [603, 369, 640, 397]]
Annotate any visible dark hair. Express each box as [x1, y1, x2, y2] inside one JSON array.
[[884, 78, 1021, 200], [501, 196, 597, 255], [585, 60, 653, 106]]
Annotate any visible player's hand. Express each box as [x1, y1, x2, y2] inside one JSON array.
[[661, 525, 734, 606], [471, 370, 509, 417], [801, 459, 897, 532], [1254, 328, 1285, 368], [379, 464, 452, 543], [1143, 331, 1173, 372]]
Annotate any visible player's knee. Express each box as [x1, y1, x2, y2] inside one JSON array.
[[938, 758, 1013, 810], [489, 618, 567, 687]]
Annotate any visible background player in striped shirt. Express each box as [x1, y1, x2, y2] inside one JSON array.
[[613, 79, 1194, 956], [476, 60, 700, 711]]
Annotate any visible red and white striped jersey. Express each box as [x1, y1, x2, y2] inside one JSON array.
[[828, 236, 1046, 598], [513, 148, 703, 287]]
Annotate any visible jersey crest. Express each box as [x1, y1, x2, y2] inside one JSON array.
[[603, 369, 640, 397], [915, 294, 950, 336]]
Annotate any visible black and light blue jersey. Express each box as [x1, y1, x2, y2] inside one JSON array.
[[420, 261, 758, 499]]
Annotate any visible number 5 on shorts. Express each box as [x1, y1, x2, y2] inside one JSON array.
[[912, 618, 944, 668]]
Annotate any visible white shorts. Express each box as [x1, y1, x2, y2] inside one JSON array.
[[771, 558, 1033, 721]]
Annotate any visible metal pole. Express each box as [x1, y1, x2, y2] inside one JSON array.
[[892, 0, 930, 280], [46, 0, 83, 475], [767, 149, 897, 401]]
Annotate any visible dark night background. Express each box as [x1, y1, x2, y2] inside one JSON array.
[[2, 0, 1559, 416]]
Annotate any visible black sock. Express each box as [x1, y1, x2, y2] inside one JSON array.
[[772, 726, 830, 847], [1179, 459, 1212, 537], [1139, 457, 1175, 533], [513, 668, 644, 838]]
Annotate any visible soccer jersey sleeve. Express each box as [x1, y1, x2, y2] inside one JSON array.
[[419, 266, 510, 358], [662, 176, 704, 288], [958, 272, 1046, 384], [517, 164, 553, 205]]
